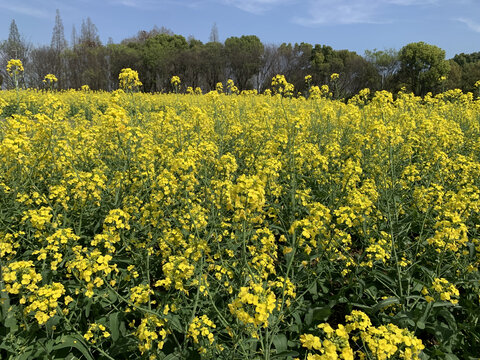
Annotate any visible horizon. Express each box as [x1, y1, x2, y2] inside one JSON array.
[[0, 1, 479, 59]]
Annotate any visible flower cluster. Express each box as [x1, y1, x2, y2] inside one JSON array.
[[301, 310, 424, 360], [2, 67, 480, 358], [6, 59, 24, 75], [118, 68, 142, 90], [43, 73, 58, 85]]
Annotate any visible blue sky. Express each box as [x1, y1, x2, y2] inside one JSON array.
[[0, 0, 479, 58]]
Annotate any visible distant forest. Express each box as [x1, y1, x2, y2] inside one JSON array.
[[1, 10, 480, 97]]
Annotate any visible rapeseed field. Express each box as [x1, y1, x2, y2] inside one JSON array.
[[0, 63, 479, 359]]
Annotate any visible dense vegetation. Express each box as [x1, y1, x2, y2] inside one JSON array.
[[1, 11, 480, 97], [0, 62, 479, 359]]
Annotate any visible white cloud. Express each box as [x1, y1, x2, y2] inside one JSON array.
[[0, 3, 49, 18], [221, 0, 295, 14], [293, 0, 382, 25], [456, 17, 480, 32], [108, 0, 205, 10], [293, 0, 439, 26], [386, 0, 437, 5]]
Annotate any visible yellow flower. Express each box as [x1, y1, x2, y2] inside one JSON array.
[[330, 73, 340, 81], [118, 68, 142, 90], [6, 59, 24, 74], [43, 74, 58, 84], [170, 75, 181, 87]]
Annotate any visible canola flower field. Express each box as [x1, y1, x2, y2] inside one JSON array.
[[0, 65, 480, 360]]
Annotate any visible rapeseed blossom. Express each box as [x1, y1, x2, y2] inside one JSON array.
[[1, 61, 480, 357], [6, 59, 23, 74], [119, 68, 142, 90]]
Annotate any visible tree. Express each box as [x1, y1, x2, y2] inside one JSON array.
[[51, 9, 67, 53], [141, 33, 188, 91], [452, 52, 480, 66], [398, 42, 450, 95], [444, 60, 462, 91], [0, 19, 30, 88], [311, 45, 380, 98], [364, 48, 399, 90], [224, 35, 263, 90], [209, 23, 219, 43], [107, 43, 142, 90], [66, 18, 107, 89], [71, 25, 78, 49], [79, 17, 101, 48], [202, 41, 226, 90], [30, 46, 58, 88], [180, 38, 204, 89], [255, 43, 280, 91], [50, 9, 67, 87]]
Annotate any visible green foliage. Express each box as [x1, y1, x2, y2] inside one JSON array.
[[398, 41, 450, 95], [224, 35, 264, 90]]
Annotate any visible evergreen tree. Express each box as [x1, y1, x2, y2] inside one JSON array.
[[51, 9, 67, 53], [0, 19, 30, 88]]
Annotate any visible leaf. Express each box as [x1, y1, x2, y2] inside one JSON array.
[[84, 299, 92, 318], [168, 315, 183, 332], [445, 354, 460, 360], [5, 312, 18, 332], [349, 303, 372, 310], [372, 297, 400, 313], [438, 308, 457, 331], [308, 281, 317, 296], [417, 302, 432, 330], [292, 312, 302, 326], [108, 288, 118, 303], [163, 353, 182, 360], [109, 312, 120, 341], [52, 335, 95, 360], [15, 350, 34, 360], [272, 333, 287, 353], [365, 285, 378, 299], [271, 351, 300, 359], [416, 319, 426, 330], [312, 307, 331, 322], [371, 270, 396, 288]]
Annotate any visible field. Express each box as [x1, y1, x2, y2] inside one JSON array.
[[0, 82, 480, 359]]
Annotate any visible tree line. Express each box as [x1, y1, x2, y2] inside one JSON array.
[[1, 10, 480, 97]]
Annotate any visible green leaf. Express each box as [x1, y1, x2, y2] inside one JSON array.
[[371, 270, 396, 288], [5, 312, 18, 332], [108, 289, 118, 303], [15, 350, 34, 360], [168, 315, 183, 332], [365, 285, 378, 299], [372, 297, 400, 313], [292, 312, 302, 326], [312, 307, 331, 322], [445, 354, 460, 360], [163, 354, 182, 360], [417, 302, 432, 330], [308, 281, 317, 296], [271, 351, 300, 359], [438, 308, 457, 331], [52, 335, 95, 360], [85, 299, 92, 318], [272, 333, 287, 353], [109, 312, 120, 341], [416, 320, 425, 330]]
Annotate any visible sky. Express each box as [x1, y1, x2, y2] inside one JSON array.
[[0, 0, 479, 58]]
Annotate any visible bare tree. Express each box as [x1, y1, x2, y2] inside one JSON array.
[[209, 23, 219, 43], [51, 9, 67, 53]]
